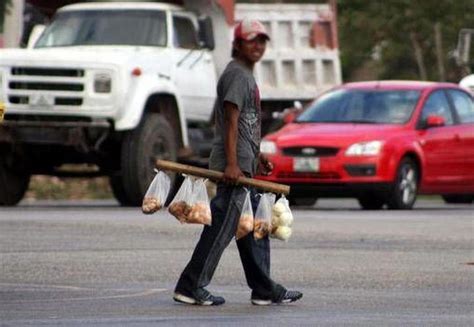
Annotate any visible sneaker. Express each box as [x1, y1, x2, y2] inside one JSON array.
[[173, 288, 225, 306], [251, 290, 303, 306]]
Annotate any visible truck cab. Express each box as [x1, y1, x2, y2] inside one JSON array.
[[0, 2, 217, 205]]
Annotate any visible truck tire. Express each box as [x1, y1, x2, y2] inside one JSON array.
[[386, 157, 418, 210], [109, 171, 134, 206], [0, 151, 31, 206], [119, 113, 177, 206]]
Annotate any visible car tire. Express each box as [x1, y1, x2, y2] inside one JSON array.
[[442, 195, 474, 204], [387, 157, 418, 210], [357, 194, 385, 210], [119, 113, 177, 206], [109, 171, 135, 206], [288, 197, 317, 206], [0, 149, 31, 206]]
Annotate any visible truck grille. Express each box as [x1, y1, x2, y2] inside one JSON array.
[[7, 66, 86, 107], [11, 67, 85, 77]]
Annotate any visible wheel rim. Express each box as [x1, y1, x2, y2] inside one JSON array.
[[399, 165, 417, 205]]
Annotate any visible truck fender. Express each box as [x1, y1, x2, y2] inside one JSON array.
[[114, 76, 189, 147]]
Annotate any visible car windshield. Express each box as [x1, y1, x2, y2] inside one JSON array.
[[35, 10, 167, 48], [296, 89, 421, 124]]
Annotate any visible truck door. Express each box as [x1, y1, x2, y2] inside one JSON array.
[[172, 13, 216, 122]]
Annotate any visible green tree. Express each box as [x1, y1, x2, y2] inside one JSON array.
[[338, 0, 474, 82], [0, 0, 12, 33]]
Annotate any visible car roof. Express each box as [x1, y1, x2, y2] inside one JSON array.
[[342, 80, 459, 91]]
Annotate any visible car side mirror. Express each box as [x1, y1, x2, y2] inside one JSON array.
[[425, 114, 445, 128], [27, 24, 45, 48], [198, 16, 215, 50]]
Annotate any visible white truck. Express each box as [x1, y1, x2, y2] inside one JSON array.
[[0, 1, 341, 206]]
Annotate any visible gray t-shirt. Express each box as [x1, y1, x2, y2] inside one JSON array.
[[208, 60, 261, 176]]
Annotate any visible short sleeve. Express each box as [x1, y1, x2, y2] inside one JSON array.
[[221, 71, 248, 111]]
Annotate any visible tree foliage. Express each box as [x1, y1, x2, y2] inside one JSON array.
[[338, 0, 474, 82]]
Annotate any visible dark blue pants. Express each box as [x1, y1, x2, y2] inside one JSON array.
[[174, 184, 286, 301]]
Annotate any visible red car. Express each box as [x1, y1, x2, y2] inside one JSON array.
[[259, 81, 474, 209]]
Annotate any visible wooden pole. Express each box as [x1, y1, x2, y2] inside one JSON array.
[[156, 159, 290, 195]]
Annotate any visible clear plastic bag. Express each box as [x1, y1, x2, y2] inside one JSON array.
[[236, 190, 254, 240], [142, 169, 171, 214], [168, 175, 194, 223], [270, 195, 293, 241], [254, 193, 275, 240], [186, 178, 212, 225]]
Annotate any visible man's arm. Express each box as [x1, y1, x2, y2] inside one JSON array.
[[223, 101, 244, 183]]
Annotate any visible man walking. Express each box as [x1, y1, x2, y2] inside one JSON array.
[[173, 19, 303, 306]]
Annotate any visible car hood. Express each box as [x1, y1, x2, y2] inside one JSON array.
[[269, 123, 407, 148]]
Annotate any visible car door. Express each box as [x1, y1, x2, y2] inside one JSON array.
[[446, 89, 474, 191], [417, 89, 463, 190], [172, 13, 216, 122]]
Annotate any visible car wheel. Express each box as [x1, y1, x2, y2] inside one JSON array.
[[120, 113, 177, 206], [357, 194, 385, 210], [387, 157, 418, 210], [288, 197, 317, 207], [442, 195, 474, 204]]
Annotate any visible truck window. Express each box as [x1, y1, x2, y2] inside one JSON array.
[[35, 10, 167, 47], [173, 16, 199, 49]]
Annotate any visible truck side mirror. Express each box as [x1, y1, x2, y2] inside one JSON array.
[[198, 16, 215, 50], [27, 24, 46, 48]]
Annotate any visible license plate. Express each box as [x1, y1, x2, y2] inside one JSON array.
[[30, 94, 54, 107], [293, 157, 320, 172]]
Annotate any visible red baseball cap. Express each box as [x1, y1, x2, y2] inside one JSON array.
[[234, 19, 270, 41]]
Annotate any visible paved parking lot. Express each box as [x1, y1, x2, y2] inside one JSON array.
[[0, 198, 473, 326]]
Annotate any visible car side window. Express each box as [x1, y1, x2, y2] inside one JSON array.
[[173, 16, 198, 49], [447, 90, 474, 123], [420, 90, 453, 126]]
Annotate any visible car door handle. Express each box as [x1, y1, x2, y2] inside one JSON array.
[[454, 134, 461, 141]]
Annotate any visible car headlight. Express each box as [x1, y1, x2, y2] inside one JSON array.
[[345, 140, 383, 156], [260, 140, 277, 154], [94, 73, 112, 93]]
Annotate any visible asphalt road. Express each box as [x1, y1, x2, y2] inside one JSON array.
[[0, 198, 473, 326]]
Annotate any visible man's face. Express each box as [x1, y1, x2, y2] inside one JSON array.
[[237, 35, 267, 64]]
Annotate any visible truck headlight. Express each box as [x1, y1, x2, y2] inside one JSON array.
[[94, 73, 112, 93], [345, 140, 383, 156], [260, 140, 277, 154]]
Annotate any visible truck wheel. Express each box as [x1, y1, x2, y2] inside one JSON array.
[[109, 171, 134, 206], [120, 113, 177, 206], [387, 157, 418, 210], [357, 194, 385, 210], [442, 195, 474, 204], [0, 151, 31, 206]]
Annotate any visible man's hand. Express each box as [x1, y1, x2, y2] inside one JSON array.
[[223, 163, 244, 184], [258, 153, 274, 176]]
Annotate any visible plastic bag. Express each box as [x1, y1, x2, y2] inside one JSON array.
[[186, 178, 212, 225], [270, 195, 293, 241], [142, 169, 171, 214], [254, 193, 275, 240], [168, 175, 194, 223], [236, 190, 254, 240]]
